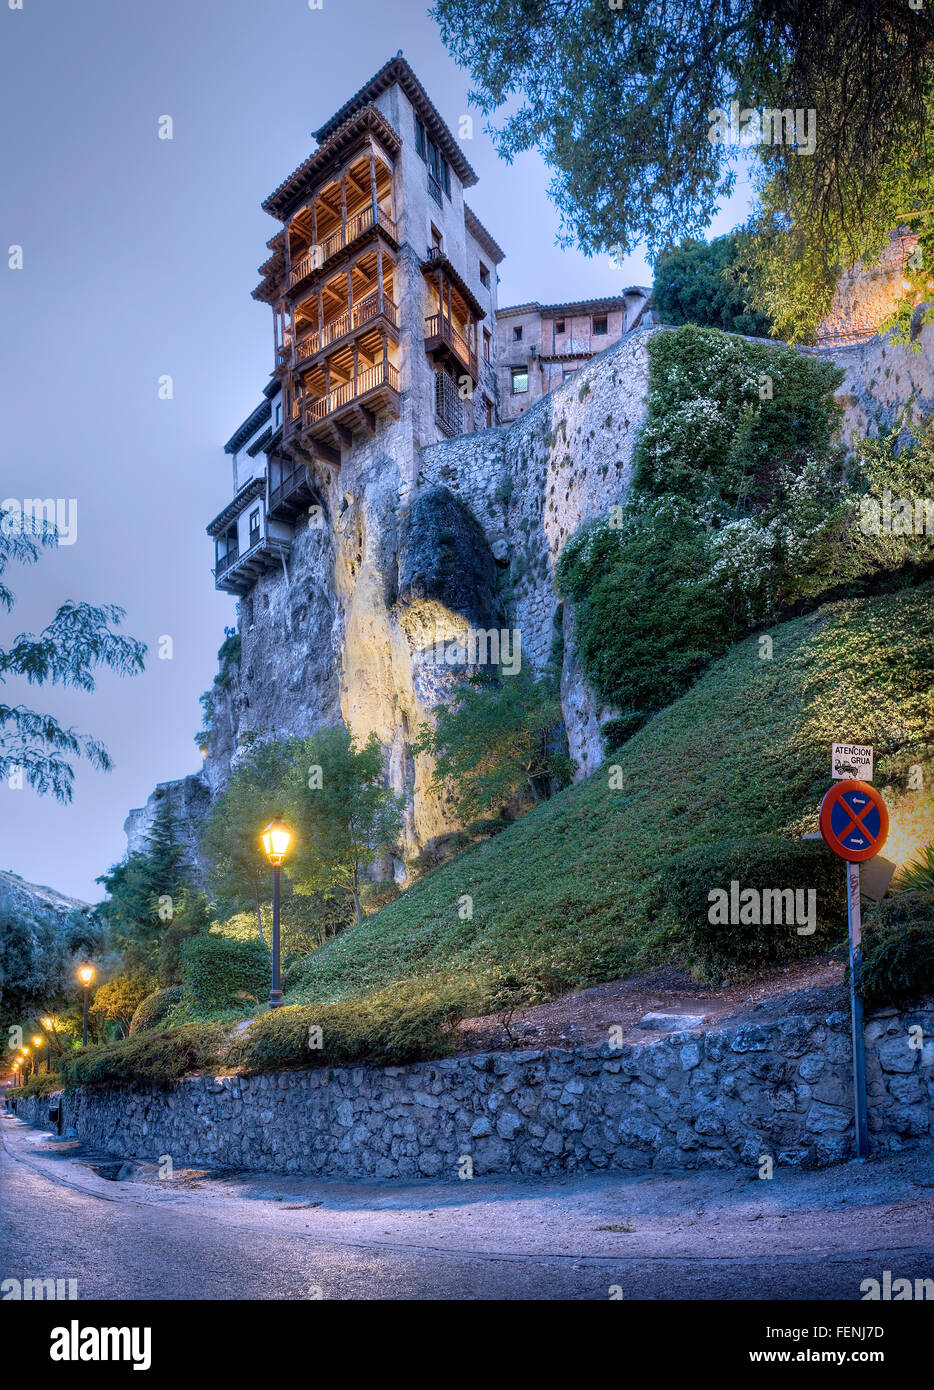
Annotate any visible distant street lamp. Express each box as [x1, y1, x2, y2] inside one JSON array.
[[78, 965, 95, 1045], [260, 818, 292, 1010], [43, 1018, 54, 1072], [32, 1037, 42, 1076]]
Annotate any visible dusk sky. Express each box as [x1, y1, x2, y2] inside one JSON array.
[[1, 0, 755, 903]]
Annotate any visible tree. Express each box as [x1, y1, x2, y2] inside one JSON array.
[[95, 798, 210, 983], [0, 511, 146, 799], [90, 972, 153, 1038], [652, 234, 772, 336], [412, 668, 573, 824], [287, 729, 404, 926], [200, 739, 300, 940], [433, 1, 934, 308], [0, 903, 106, 1038]]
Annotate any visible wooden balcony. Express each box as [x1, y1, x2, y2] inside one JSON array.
[[424, 313, 480, 383], [267, 457, 314, 521], [291, 360, 401, 452], [288, 207, 398, 292], [295, 292, 399, 367], [214, 533, 291, 595]]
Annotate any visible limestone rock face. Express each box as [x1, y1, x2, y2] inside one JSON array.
[[130, 322, 927, 875], [123, 775, 212, 887]]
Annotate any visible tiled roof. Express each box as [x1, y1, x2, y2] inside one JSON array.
[[464, 205, 506, 264], [314, 53, 477, 188], [223, 400, 271, 455], [261, 105, 402, 221]]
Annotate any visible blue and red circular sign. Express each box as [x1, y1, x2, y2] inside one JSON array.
[[819, 779, 888, 862]]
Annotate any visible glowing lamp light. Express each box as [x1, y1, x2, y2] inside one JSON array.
[[32, 1036, 42, 1047], [261, 819, 292, 866], [43, 1017, 53, 1030], [78, 965, 94, 987]]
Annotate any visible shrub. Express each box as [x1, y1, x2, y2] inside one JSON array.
[[861, 891, 934, 1009], [359, 881, 403, 915], [15, 1071, 64, 1098], [648, 835, 847, 982], [228, 976, 482, 1072], [60, 1023, 229, 1087], [181, 933, 270, 1011], [129, 985, 184, 1035]]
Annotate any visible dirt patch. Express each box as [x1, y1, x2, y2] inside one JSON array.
[[456, 953, 849, 1053]]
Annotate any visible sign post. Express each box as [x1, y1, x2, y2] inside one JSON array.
[[818, 776, 889, 1161]]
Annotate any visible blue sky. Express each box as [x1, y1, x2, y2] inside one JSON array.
[[0, 0, 755, 902]]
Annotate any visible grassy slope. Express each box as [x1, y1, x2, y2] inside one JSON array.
[[287, 583, 934, 1007]]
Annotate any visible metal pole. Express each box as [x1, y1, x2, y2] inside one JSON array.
[[82, 987, 89, 1046], [847, 861, 869, 1159], [269, 863, 282, 1009]]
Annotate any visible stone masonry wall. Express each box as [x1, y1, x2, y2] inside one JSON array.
[[11, 1003, 933, 1181]]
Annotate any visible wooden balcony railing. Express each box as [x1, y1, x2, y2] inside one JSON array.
[[424, 313, 479, 377], [288, 207, 398, 289], [303, 360, 399, 425], [215, 546, 239, 576], [268, 460, 307, 511], [295, 293, 399, 363]]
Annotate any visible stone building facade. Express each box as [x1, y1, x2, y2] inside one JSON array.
[[497, 291, 651, 422]]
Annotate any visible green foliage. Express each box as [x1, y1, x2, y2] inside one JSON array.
[[0, 903, 105, 1031], [60, 1023, 229, 1088], [90, 972, 153, 1037], [195, 629, 241, 747], [14, 1071, 63, 1099], [631, 326, 843, 503], [229, 976, 482, 1072], [645, 836, 847, 982], [180, 933, 270, 1011], [287, 727, 404, 926], [128, 985, 184, 1035], [411, 667, 572, 821], [652, 234, 772, 336], [893, 844, 934, 895], [95, 796, 210, 984], [281, 583, 934, 1012], [433, 0, 928, 268], [0, 513, 146, 800], [861, 892, 934, 1008]]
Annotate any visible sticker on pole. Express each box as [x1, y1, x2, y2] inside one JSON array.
[[831, 743, 873, 781], [819, 779, 888, 862]]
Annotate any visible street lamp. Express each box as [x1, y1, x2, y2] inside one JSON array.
[[43, 1018, 54, 1072], [78, 965, 95, 1045], [32, 1037, 42, 1077], [260, 818, 292, 1010]]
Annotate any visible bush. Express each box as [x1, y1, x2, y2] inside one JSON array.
[[181, 933, 270, 1011], [359, 881, 403, 915], [14, 1071, 64, 1098], [60, 1023, 229, 1088], [861, 891, 934, 1009], [648, 835, 847, 982], [129, 985, 184, 1035], [228, 976, 483, 1073]]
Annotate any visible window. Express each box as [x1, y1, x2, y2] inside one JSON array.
[[483, 328, 491, 362], [274, 401, 282, 428], [430, 224, 443, 255], [248, 508, 261, 546], [435, 366, 462, 435], [484, 397, 494, 428], [562, 367, 578, 382], [513, 325, 523, 342], [555, 318, 565, 334], [511, 367, 529, 395], [593, 316, 608, 335], [415, 117, 426, 160], [419, 122, 450, 204], [479, 261, 490, 289]]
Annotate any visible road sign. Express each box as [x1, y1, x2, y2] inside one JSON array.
[[818, 779, 888, 863], [831, 743, 873, 781]]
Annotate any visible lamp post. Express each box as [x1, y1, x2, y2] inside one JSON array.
[[32, 1037, 42, 1077], [260, 818, 292, 1010], [78, 965, 95, 1046], [43, 1018, 54, 1073]]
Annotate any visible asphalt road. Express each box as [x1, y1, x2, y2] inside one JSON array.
[[2, 1109, 933, 1300]]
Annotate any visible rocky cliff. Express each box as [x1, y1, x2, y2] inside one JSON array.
[[131, 319, 933, 880]]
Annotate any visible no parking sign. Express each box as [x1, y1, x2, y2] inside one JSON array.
[[818, 772, 889, 1160]]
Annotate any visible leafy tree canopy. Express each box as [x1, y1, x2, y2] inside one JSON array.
[[652, 233, 772, 336], [0, 514, 145, 799]]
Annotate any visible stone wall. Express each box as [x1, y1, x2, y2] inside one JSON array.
[[11, 1002, 933, 1180]]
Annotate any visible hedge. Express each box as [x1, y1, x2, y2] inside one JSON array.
[[181, 933, 270, 1011], [129, 985, 184, 1035], [861, 891, 934, 1009], [648, 834, 847, 981], [59, 1023, 229, 1088]]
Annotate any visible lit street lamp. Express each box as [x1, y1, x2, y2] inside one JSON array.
[[32, 1037, 42, 1077], [43, 1018, 54, 1072], [78, 965, 95, 1045], [260, 818, 292, 1010]]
